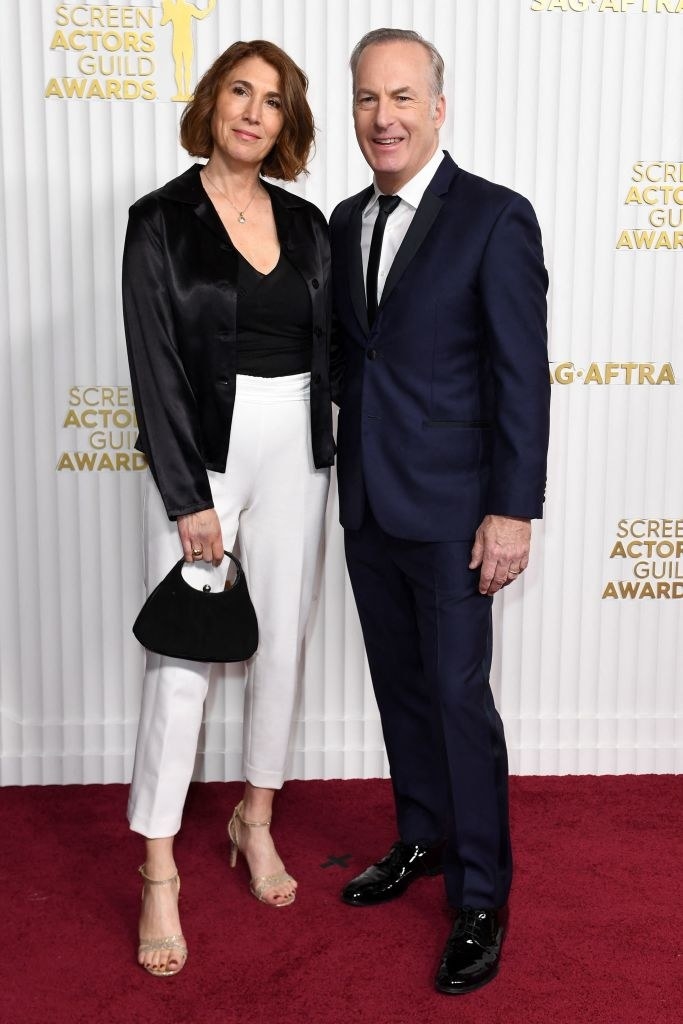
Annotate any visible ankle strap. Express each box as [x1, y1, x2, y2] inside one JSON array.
[[139, 864, 179, 886], [236, 800, 271, 828]]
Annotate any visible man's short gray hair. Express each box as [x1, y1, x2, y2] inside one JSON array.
[[349, 28, 445, 99]]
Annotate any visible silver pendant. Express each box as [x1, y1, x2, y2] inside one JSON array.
[[238, 212, 246, 224]]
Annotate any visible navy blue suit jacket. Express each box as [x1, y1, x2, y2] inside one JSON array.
[[330, 152, 550, 541]]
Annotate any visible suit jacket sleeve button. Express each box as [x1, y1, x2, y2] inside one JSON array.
[[314, 326, 323, 337]]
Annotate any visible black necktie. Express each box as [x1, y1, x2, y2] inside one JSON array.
[[366, 194, 401, 326]]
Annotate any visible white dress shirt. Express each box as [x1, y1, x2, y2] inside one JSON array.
[[361, 148, 446, 303]]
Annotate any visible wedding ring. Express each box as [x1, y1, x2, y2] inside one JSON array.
[[508, 569, 519, 576], [192, 547, 202, 558]]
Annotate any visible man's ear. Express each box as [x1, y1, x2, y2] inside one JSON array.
[[433, 93, 446, 129]]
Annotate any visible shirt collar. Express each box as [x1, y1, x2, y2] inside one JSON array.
[[365, 148, 446, 215]]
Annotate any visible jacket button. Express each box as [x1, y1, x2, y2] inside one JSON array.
[[311, 278, 319, 289], [367, 348, 378, 360], [314, 326, 323, 337]]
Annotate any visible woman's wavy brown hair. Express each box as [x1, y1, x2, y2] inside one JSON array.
[[179, 40, 315, 180]]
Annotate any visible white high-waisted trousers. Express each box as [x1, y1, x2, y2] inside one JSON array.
[[127, 373, 330, 838]]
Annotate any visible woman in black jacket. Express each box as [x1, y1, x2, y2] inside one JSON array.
[[122, 39, 334, 976]]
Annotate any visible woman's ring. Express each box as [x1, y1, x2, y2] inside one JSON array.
[[192, 547, 202, 558]]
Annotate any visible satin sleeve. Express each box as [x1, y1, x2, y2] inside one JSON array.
[[122, 199, 214, 520]]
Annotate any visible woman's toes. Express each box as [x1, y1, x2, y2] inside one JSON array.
[[267, 882, 296, 906]]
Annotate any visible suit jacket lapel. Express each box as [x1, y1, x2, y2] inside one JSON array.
[[348, 186, 374, 335], [380, 189, 443, 308], [379, 152, 460, 311]]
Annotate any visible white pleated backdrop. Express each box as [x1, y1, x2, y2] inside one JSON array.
[[1, 0, 681, 785]]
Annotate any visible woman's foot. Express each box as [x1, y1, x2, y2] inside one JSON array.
[[137, 865, 187, 976], [228, 801, 297, 907]]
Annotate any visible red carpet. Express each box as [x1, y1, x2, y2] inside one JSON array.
[[1, 777, 681, 1024]]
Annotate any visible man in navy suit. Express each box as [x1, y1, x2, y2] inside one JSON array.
[[330, 28, 550, 995]]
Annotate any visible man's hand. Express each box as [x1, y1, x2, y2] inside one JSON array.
[[177, 508, 224, 566], [469, 515, 532, 596]]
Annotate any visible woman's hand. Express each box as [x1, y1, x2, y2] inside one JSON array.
[[177, 509, 224, 566]]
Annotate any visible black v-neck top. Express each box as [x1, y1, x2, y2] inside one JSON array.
[[235, 250, 312, 377]]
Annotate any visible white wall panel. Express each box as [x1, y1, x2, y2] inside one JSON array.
[[0, 1, 681, 784]]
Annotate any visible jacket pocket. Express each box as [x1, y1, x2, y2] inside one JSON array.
[[422, 419, 491, 429]]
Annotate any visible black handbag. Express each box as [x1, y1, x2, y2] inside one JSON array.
[[132, 551, 258, 663]]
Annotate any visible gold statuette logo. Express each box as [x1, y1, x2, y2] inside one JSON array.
[[162, 0, 217, 101]]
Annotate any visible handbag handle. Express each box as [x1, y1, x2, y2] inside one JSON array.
[[179, 550, 245, 593]]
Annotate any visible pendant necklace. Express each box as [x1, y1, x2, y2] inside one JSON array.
[[202, 168, 260, 224]]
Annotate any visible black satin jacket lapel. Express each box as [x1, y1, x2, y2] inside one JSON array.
[[166, 169, 324, 293], [266, 182, 321, 283], [194, 195, 233, 247], [163, 163, 235, 251], [176, 170, 241, 289]]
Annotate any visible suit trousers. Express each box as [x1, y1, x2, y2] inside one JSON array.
[[128, 372, 330, 839], [344, 507, 512, 909]]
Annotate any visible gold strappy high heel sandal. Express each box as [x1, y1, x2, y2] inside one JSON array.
[[137, 865, 188, 976], [227, 800, 297, 907]]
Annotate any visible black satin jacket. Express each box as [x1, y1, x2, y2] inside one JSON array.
[[122, 163, 335, 520]]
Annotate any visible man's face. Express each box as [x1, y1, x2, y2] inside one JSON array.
[[353, 40, 445, 193]]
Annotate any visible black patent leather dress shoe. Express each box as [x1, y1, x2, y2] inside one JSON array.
[[434, 908, 504, 995], [341, 840, 443, 906]]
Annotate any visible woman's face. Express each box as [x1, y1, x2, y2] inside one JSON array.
[[210, 56, 284, 168]]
